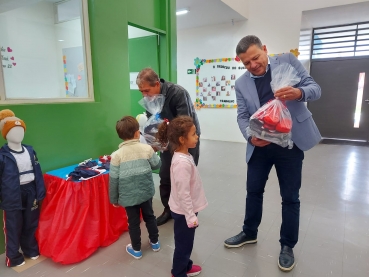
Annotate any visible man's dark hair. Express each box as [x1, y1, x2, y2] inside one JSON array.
[[116, 116, 139, 140], [236, 35, 263, 56], [136, 68, 160, 87]]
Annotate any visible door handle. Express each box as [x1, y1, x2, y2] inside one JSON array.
[[365, 99, 369, 102]]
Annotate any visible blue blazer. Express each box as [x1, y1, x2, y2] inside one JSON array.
[[235, 53, 322, 163]]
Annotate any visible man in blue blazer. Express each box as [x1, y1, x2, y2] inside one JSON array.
[[224, 35, 321, 272]]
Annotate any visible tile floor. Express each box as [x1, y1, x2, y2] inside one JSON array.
[[1, 140, 369, 277]]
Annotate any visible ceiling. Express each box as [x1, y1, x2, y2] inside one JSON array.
[[176, 0, 246, 30], [0, 0, 246, 31]]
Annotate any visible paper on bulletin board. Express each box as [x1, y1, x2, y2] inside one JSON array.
[[195, 58, 245, 108], [130, 72, 139, 89]]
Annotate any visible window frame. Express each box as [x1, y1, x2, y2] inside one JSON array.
[[0, 0, 94, 104], [311, 21, 369, 60]]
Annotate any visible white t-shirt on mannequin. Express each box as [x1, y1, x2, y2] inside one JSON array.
[[6, 126, 35, 185]]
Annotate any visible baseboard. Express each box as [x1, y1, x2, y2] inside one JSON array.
[[320, 138, 369, 147]]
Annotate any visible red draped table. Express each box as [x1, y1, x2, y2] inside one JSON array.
[[36, 163, 128, 264]]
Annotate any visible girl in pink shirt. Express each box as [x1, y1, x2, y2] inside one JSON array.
[[157, 116, 208, 277]]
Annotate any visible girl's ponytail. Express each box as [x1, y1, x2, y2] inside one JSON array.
[[157, 119, 169, 146]]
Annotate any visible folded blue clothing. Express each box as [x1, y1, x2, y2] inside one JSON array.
[[47, 159, 109, 180], [68, 169, 100, 181]]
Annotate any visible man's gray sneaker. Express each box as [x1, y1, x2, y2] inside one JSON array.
[[224, 231, 257, 248]]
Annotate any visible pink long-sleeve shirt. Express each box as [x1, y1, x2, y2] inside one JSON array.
[[169, 152, 208, 227]]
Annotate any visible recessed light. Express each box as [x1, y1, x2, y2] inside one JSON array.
[[58, 39, 64, 42], [176, 9, 189, 16]]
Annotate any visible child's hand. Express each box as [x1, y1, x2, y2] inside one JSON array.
[[188, 220, 199, 228], [112, 204, 120, 208]]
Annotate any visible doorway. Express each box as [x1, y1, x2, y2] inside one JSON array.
[[309, 57, 369, 141], [128, 25, 159, 116]]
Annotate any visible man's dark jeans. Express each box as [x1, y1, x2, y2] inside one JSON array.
[[243, 143, 304, 248]]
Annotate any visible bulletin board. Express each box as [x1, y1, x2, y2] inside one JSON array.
[[193, 49, 300, 109], [194, 57, 242, 109]]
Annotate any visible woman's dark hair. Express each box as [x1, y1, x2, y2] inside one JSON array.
[[156, 116, 194, 152]]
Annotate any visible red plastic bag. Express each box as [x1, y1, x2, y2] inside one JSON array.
[[247, 99, 293, 148]]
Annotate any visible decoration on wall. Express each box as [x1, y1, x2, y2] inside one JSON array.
[[1, 46, 16, 69], [290, 48, 300, 57], [193, 56, 241, 109], [62, 47, 87, 97], [63, 55, 69, 96], [194, 50, 300, 110]]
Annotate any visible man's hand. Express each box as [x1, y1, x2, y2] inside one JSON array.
[[274, 87, 301, 101], [251, 137, 271, 147], [112, 204, 120, 208]]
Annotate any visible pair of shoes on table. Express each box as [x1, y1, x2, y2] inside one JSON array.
[[224, 231, 257, 248], [278, 245, 295, 272], [171, 264, 202, 277], [126, 240, 161, 259], [156, 210, 172, 226]]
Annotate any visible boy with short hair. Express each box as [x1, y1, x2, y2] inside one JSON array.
[[109, 116, 161, 259]]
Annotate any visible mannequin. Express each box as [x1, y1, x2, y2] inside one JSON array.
[[6, 126, 24, 151], [136, 112, 148, 144], [0, 109, 46, 267]]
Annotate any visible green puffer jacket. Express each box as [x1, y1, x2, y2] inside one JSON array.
[[109, 139, 161, 207]]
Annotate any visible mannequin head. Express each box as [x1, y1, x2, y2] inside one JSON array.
[[0, 109, 26, 151], [136, 113, 148, 133], [6, 126, 25, 144]]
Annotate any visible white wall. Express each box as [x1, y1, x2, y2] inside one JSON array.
[[301, 1, 369, 29], [178, 0, 369, 143], [178, 21, 248, 143]]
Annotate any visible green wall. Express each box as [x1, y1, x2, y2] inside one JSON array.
[[0, 0, 176, 255]]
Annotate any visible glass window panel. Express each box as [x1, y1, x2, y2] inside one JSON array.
[[299, 40, 311, 46], [356, 40, 369, 45], [298, 50, 310, 56], [355, 51, 369, 56], [298, 45, 311, 50], [313, 47, 354, 54], [313, 41, 355, 49], [356, 45, 369, 51], [358, 29, 369, 35], [300, 35, 311, 41], [314, 25, 357, 34], [298, 55, 310, 60], [312, 52, 354, 59], [358, 23, 369, 29], [357, 34, 369, 40], [0, 0, 92, 101], [314, 36, 355, 44], [314, 31, 356, 39]]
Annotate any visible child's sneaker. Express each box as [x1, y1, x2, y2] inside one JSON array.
[[149, 240, 161, 252], [16, 261, 26, 267], [30, 255, 39, 260], [187, 264, 202, 276], [126, 244, 142, 259]]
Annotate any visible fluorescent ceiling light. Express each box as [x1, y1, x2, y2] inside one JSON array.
[[176, 9, 189, 16], [58, 39, 64, 42]]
